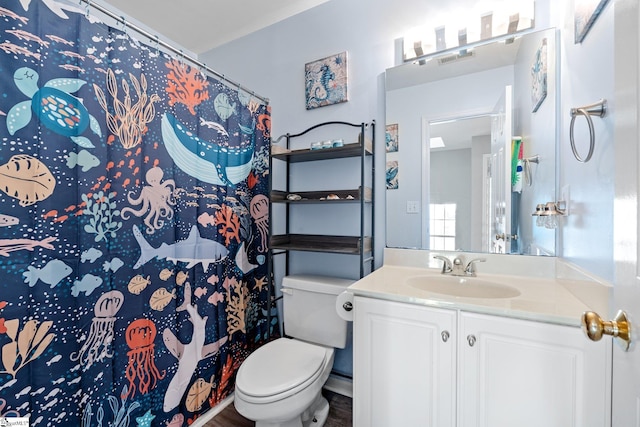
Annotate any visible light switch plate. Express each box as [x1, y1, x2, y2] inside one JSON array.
[[406, 201, 420, 214]]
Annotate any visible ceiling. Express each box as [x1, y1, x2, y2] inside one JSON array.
[[103, 0, 330, 54], [430, 116, 492, 151]]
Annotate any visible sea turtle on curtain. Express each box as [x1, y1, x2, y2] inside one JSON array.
[[7, 67, 101, 143]]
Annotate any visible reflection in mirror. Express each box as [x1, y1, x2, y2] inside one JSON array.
[[429, 115, 491, 253], [385, 28, 558, 256]]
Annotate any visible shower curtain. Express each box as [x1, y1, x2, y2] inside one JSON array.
[[0, 0, 276, 425]]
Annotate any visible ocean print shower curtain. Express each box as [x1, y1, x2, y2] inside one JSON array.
[[0, 0, 276, 425]]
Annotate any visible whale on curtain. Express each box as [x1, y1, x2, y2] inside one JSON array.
[[161, 113, 254, 186]]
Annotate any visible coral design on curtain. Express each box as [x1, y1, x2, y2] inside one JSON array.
[[0, 0, 276, 425]]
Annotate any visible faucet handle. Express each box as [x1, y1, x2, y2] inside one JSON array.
[[465, 258, 486, 276], [433, 255, 453, 274]]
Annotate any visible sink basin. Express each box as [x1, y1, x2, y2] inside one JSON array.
[[406, 275, 521, 299]]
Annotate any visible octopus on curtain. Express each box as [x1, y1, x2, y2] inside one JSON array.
[[250, 195, 268, 252], [124, 318, 166, 398], [70, 290, 124, 370], [120, 167, 176, 234]]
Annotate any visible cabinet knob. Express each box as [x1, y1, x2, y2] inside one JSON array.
[[441, 331, 450, 342], [581, 310, 631, 351], [467, 334, 476, 347]]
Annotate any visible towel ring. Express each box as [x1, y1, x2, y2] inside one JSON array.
[[569, 99, 607, 163]]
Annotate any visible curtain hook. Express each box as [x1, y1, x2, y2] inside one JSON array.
[[119, 15, 128, 37], [85, 0, 91, 18], [154, 35, 160, 55]]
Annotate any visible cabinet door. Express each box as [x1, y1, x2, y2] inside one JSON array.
[[458, 312, 611, 427], [353, 297, 456, 427]]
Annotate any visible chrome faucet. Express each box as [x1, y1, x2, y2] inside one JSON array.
[[433, 255, 486, 277], [433, 255, 453, 274], [464, 257, 486, 276]]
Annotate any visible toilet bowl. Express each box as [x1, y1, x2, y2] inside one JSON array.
[[234, 338, 334, 427], [234, 275, 354, 427]]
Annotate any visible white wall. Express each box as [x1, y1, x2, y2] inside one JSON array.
[[553, 1, 615, 281], [200, 0, 618, 375], [512, 28, 558, 255], [201, 0, 616, 281]]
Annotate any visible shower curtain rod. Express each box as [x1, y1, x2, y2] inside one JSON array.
[[80, 0, 269, 104]]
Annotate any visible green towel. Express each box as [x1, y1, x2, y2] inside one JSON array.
[[511, 137, 523, 193]]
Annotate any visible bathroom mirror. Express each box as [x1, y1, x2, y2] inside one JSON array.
[[385, 28, 558, 255]]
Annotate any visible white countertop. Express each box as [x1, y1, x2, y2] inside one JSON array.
[[348, 249, 612, 327]]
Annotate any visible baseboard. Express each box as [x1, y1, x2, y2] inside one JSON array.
[[323, 374, 353, 398], [190, 394, 235, 427]]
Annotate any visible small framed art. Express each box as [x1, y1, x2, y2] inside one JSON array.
[[305, 52, 348, 110], [386, 124, 399, 153], [574, 0, 610, 44]]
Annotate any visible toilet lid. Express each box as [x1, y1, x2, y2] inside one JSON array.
[[236, 338, 329, 398]]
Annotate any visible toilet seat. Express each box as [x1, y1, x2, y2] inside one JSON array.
[[236, 338, 331, 404]]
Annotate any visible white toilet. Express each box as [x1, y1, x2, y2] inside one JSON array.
[[234, 274, 354, 427]]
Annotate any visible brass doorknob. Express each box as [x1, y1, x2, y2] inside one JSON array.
[[581, 310, 631, 351]]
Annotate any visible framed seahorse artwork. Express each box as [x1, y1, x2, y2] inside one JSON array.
[[305, 51, 348, 110]]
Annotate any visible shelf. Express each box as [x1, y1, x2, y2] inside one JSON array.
[[268, 120, 375, 281], [271, 234, 372, 255], [271, 139, 373, 163], [271, 187, 372, 203]]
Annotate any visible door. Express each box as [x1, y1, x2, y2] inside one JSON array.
[[489, 86, 512, 254], [481, 154, 492, 252], [610, 0, 640, 424]]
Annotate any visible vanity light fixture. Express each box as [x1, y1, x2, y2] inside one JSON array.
[[458, 28, 468, 49], [401, 0, 534, 62], [413, 41, 427, 65]]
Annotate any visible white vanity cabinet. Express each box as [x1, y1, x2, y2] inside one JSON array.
[[353, 296, 611, 427], [353, 296, 456, 426], [457, 311, 610, 427]]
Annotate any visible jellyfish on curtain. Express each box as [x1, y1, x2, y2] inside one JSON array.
[[124, 318, 166, 398], [71, 290, 125, 370], [250, 195, 269, 252]]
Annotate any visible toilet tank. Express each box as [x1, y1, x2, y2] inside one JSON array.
[[282, 274, 355, 349]]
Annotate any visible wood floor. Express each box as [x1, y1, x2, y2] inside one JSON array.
[[205, 390, 352, 427]]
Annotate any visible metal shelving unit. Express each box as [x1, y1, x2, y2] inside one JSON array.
[[267, 120, 375, 290]]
